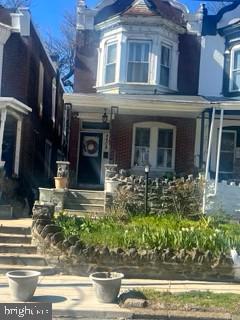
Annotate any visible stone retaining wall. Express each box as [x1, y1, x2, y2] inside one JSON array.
[[31, 203, 240, 281]]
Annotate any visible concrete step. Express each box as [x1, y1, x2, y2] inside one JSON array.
[[68, 189, 104, 200], [0, 225, 31, 235], [0, 244, 37, 254], [65, 197, 104, 206], [64, 210, 105, 218], [0, 234, 32, 244], [0, 265, 56, 275], [0, 205, 13, 219], [0, 253, 47, 266], [65, 203, 105, 212]]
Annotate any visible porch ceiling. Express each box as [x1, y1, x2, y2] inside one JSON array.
[[0, 97, 32, 115], [64, 93, 212, 118]]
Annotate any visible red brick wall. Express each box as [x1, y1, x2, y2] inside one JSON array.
[[110, 115, 196, 175]]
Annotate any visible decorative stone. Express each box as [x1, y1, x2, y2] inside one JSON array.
[[51, 232, 65, 245], [41, 225, 62, 239], [68, 235, 79, 245], [123, 298, 148, 308], [32, 203, 55, 220], [129, 248, 137, 257]]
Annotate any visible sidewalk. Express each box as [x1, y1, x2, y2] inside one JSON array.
[[1, 274, 240, 319]]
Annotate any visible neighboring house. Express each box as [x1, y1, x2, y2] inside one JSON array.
[[0, 6, 65, 207], [65, 0, 207, 187], [196, 0, 240, 181]]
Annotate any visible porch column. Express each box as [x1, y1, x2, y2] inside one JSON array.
[[14, 118, 23, 176], [0, 108, 7, 167]]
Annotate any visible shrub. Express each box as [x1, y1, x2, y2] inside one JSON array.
[[111, 176, 203, 217]]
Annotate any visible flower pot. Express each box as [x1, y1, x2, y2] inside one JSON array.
[[90, 272, 124, 303], [54, 177, 68, 189], [6, 270, 41, 301]]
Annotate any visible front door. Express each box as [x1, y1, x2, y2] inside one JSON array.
[[78, 132, 103, 184], [219, 131, 236, 174]]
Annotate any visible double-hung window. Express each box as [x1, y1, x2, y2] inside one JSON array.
[[133, 123, 175, 170], [160, 44, 171, 87], [134, 128, 150, 166], [105, 42, 117, 84], [127, 41, 150, 83], [231, 48, 240, 91], [157, 129, 173, 168]]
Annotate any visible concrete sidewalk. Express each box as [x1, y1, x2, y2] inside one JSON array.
[[0, 274, 240, 319]]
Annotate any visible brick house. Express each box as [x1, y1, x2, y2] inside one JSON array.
[[0, 6, 65, 207], [64, 0, 240, 190]]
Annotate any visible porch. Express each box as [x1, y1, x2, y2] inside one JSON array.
[[0, 97, 31, 176], [64, 93, 210, 185]]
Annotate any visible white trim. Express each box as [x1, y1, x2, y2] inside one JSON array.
[[194, 117, 201, 168], [131, 121, 176, 171], [104, 41, 118, 85], [14, 118, 22, 176], [229, 44, 240, 93], [0, 108, 7, 162]]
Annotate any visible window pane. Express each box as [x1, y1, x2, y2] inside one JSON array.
[[143, 43, 150, 61], [232, 71, 240, 91], [105, 64, 116, 83], [158, 129, 173, 148], [127, 62, 149, 82], [107, 44, 116, 64], [135, 43, 142, 61], [160, 65, 170, 87], [135, 128, 150, 147], [166, 149, 172, 167], [220, 153, 234, 172], [221, 132, 235, 152], [134, 147, 149, 166], [157, 149, 164, 167], [234, 50, 240, 70], [161, 46, 170, 66]]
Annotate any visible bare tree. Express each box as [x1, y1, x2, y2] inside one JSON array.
[[0, 0, 32, 9], [45, 10, 76, 92]]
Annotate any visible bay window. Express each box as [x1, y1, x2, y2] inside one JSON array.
[[105, 42, 117, 84], [133, 122, 175, 170], [160, 44, 171, 87], [230, 47, 240, 91], [127, 41, 150, 83]]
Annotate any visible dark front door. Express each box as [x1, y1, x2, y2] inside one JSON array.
[[78, 132, 103, 184]]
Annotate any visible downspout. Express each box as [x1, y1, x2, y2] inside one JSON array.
[[202, 107, 216, 214]]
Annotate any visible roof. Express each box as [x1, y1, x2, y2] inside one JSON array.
[[95, 0, 186, 27]]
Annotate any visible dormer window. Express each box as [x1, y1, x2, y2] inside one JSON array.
[[160, 44, 171, 87], [105, 42, 117, 84], [230, 46, 240, 92], [127, 41, 150, 83]]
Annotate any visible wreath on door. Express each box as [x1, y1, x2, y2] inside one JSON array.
[[85, 139, 98, 155]]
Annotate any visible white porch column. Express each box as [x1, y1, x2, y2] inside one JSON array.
[[0, 108, 7, 166], [14, 118, 22, 176]]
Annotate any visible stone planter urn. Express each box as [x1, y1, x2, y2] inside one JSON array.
[[90, 272, 124, 303], [6, 270, 41, 301], [54, 161, 70, 189]]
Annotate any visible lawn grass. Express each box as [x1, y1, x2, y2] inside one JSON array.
[[140, 289, 240, 313]]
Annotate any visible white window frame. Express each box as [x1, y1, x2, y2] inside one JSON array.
[[104, 41, 117, 84], [126, 40, 151, 83], [131, 122, 176, 171], [159, 43, 172, 88], [230, 44, 240, 92], [38, 61, 44, 117], [52, 78, 57, 124]]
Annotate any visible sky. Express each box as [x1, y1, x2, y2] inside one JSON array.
[[30, 0, 201, 40]]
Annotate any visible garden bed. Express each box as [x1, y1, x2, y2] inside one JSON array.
[[31, 204, 240, 281]]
